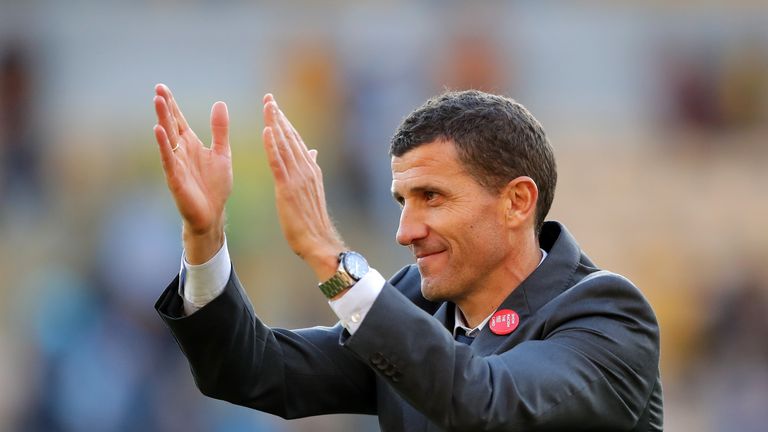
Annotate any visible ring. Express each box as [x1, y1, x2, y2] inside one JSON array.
[[171, 142, 180, 152]]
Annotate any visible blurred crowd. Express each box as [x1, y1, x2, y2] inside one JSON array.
[[1, 1, 767, 431]]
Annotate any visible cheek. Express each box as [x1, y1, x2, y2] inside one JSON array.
[[437, 200, 506, 252], [461, 218, 507, 258]]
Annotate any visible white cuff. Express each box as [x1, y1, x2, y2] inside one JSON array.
[[328, 268, 385, 334], [178, 237, 231, 315]]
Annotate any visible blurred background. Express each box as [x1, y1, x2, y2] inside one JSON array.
[[1, 1, 767, 431]]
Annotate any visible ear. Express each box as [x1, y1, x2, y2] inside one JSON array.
[[501, 176, 538, 229]]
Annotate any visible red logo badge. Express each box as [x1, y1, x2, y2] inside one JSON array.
[[489, 309, 519, 335]]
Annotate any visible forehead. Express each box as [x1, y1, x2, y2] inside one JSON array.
[[390, 140, 473, 191]]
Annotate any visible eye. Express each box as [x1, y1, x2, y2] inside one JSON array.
[[424, 190, 439, 202]]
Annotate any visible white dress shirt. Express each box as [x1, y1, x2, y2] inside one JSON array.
[[179, 236, 384, 331], [179, 237, 545, 336]]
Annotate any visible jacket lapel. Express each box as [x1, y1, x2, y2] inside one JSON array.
[[468, 222, 583, 356], [432, 301, 456, 334]]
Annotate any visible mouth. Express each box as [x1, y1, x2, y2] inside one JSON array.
[[415, 250, 446, 265]]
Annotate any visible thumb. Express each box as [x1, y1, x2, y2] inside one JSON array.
[[210, 101, 230, 156], [308, 149, 318, 162]]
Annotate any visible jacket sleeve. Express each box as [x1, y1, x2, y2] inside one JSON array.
[[155, 268, 377, 419], [341, 270, 660, 431]]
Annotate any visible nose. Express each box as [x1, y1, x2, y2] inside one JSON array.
[[395, 204, 428, 246]]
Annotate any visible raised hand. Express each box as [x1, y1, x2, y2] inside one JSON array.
[[262, 94, 345, 281], [153, 84, 233, 264]]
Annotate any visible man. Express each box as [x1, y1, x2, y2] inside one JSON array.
[[153, 84, 663, 431]]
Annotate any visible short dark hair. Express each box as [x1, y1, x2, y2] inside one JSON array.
[[390, 90, 557, 234]]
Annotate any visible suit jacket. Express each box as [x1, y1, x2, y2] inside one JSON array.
[[156, 222, 663, 431]]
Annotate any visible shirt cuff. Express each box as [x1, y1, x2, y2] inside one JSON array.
[[328, 268, 385, 334], [178, 236, 231, 315]]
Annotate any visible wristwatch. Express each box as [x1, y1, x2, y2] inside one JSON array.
[[318, 251, 370, 299]]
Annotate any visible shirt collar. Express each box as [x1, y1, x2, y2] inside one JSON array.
[[452, 248, 548, 337]]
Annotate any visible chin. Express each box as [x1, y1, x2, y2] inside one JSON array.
[[420, 277, 450, 302]]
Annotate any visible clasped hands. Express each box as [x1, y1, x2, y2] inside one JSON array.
[[152, 84, 344, 282]]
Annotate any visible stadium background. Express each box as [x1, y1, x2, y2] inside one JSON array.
[[1, 1, 767, 431]]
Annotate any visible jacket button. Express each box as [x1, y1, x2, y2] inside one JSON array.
[[370, 352, 384, 365]]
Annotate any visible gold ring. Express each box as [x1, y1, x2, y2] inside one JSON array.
[[171, 142, 180, 152]]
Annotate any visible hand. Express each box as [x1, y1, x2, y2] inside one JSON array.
[[262, 94, 344, 281], [152, 84, 233, 264]]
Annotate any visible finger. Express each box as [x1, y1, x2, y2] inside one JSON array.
[[154, 124, 176, 178], [263, 93, 275, 104], [154, 95, 180, 146], [210, 101, 230, 157], [263, 126, 287, 182], [156, 83, 190, 133], [264, 101, 298, 170], [277, 107, 309, 155], [268, 100, 311, 169], [154, 85, 181, 137], [281, 109, 310, 154], [286, 116, 318, 172], [276, 107, 310, 167]]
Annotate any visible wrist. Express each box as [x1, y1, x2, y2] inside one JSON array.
[[318, 250, 369, 299], [182, 222, 225, 265], [306, 244, 345, 282]]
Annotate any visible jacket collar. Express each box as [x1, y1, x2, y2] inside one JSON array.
[[432, 221, 584, 354]]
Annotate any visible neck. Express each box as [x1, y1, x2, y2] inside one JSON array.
[[456, 232, 542, 328]]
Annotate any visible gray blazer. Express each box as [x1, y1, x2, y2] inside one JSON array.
[[156, 222, 663, 431]]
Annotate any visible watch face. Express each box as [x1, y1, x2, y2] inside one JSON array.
[[342, 251, 369, 280]]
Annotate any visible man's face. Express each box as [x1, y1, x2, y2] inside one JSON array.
[[391, 140, 511, 303]]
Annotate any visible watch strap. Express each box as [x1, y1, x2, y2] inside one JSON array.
[[319, 270, 356, 298]]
